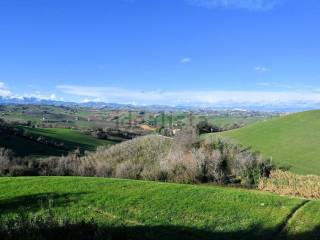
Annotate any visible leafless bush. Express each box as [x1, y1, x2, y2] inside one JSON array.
[[0, 128, 271, 187], [115, 161, 143, 179], [203, 135, 272, 185], [173, 126, 199, 151], [82, 135, 172, 178], [0, 148, 12, 174], [191, 147, 225, 183]]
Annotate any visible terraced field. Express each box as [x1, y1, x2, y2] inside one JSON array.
[[0, 177, 319, 239]]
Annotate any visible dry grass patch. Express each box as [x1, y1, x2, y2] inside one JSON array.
[[259, 170, 320, 199]]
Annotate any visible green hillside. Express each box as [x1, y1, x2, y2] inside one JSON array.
[[22, 127, 115, 151], [0, 133, 66, 157], [217, 110, 320, 175], [0, 127, 116, 157], [0, 177, 319, 239]]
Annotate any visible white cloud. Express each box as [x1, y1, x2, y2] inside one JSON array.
[[186, 0, 284, 10], [181, 58, 192, 64], [49, 94, 57, 100], [256, 82, 314, 91], [254, 66, 271, 73], [0, 82, 12, 97], [0, 82, 61, 101], [57, 84, 320, 107], [14, 93, 59, 101]]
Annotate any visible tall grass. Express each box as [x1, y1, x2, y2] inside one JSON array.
[[258, 170, 320, 199]]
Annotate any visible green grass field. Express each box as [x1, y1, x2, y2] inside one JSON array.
[[22, 127, 115, 150], [152, 113, 271, 129], [208, 110, 320, 175], [0, 177, 319, 239], [0, 133, 66, 157], [0, 127, 116, 157]]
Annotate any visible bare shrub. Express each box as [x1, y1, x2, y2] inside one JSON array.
[[164, 150, 196, 183], [115, 161, 143, 179], [140, 163, 169, 181], [0, 148, 39, 176], [80, 135, 173, 178], [0, 148, 12, 175], [173, 126, 199, 151], [204, 135, 272, 185], [7, 165, 37, 177], [191, 147, 225, 183], [0, 128, 271, 187]]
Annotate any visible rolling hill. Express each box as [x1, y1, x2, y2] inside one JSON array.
[[0, 177, 319, 239], [0, 127, 116, 157], [215, 110, 320, 175], [22, 127, 115, 151]]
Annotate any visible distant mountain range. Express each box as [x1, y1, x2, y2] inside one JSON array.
[[0, 96, 319, 112]]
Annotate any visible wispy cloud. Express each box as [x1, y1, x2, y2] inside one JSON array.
[[186, 0, 284, 11], [21, 93, 58, 101], [254, 66, 271, 73], [257, 81, 290, 88], [57, 84, 320, 107], [0, 82, 12, 97], [256, 82, 318, 92], [0, 81, 59, 100], [181, 58, 192, 64], [3, 81, 320, 109]]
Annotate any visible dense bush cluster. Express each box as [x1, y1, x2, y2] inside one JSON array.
[[0, 126, 272, 186], [90, 128, 146, 141], [0, 148, 42, 176]]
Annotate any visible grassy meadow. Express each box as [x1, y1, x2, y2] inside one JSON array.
[[207, 110, 320, 175], [22, 127, 115, 151], [0, 177, 319, 240], [0, 127, 115, 157]]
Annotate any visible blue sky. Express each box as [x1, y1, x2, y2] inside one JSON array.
[[1, 0, 320, 106]]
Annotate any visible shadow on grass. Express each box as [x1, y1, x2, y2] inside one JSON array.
[[0, 221, 319, 240], [0, 192, 89, 215]]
